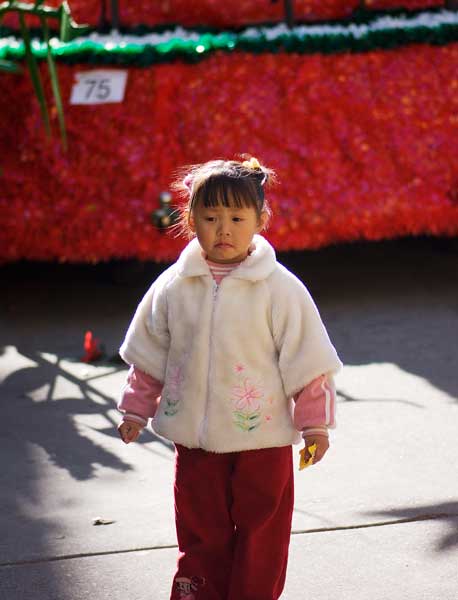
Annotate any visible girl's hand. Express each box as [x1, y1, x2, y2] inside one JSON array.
[[118, 419, 143, 444], [303, 434, 329, 465]]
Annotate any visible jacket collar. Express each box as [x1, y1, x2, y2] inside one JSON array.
[[176, 234, 277, 282]]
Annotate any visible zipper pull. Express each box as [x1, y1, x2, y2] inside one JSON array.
[[212, 280, 218, 299]]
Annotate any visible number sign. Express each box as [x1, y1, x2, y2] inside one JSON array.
[[70, 70, 128, 105]]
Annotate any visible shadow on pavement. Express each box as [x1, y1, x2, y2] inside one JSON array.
[[363, 501, 458, 552], [337, 390, 424, 408], [1, 348, 173, 480], [0, 345, 172, 567], [2, 352, 131, 481], [279, 236, 458, 404]]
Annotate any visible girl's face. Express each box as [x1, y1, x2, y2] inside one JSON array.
[[189, 200, 268, 264]]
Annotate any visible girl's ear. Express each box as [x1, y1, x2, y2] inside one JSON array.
[[257, 210, 269, 232]]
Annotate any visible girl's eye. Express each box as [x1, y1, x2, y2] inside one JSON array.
[[205, 217, 216, 222], [232, 217, 243, 222]]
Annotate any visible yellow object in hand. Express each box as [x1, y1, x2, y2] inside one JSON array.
[[299, 443, 317, 471]]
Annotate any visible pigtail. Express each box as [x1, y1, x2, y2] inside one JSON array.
[[183, 173, 194, 192], [168, 164, 198, 239], [240, 155, 275, 188], [239, 155, 276, 206]]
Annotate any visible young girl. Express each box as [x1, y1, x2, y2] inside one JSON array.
[[117, 157, 342, 600]]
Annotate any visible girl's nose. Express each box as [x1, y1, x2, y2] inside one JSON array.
[[217, 219, 231, 236]]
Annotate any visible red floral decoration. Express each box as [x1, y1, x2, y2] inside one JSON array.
[[1, 44, 458, 263], [366, 1, 443, 9], [0, 1, 447, 30]]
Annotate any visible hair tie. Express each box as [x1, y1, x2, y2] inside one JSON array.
[[242, 156, 267, 187], [183, 174, 194, 192], [242, 157, 261, 170]]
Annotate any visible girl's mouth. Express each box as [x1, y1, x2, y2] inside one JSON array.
[[215, 243, 233, 248]]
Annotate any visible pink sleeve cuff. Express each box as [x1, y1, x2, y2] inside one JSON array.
[[302, 426, 329, 441], [293, 373, 336, 431], [118, 365, 163, 422], [122, 412, 149, 427]]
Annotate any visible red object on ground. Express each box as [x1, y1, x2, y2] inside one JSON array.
[[82, 331, 102, 363]]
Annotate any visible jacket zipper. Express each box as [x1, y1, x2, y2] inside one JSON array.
[[198, 278, 219, 446]]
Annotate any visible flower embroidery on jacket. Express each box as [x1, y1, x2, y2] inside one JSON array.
[[162, 363, 184, 416], [230, 364, 265, 432], [233, 379, 262, 411]]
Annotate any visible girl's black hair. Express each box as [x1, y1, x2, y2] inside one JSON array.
[[171, 157, 275, 238]]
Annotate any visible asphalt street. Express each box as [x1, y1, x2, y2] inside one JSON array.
[[1, 236, 457, 600]]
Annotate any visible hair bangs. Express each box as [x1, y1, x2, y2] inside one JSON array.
[[194, 175, 260, 211]]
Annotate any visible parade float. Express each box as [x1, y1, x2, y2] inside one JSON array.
[[1, 1, 458, 263]]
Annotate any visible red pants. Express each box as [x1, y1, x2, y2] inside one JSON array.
[[170, 444, 294, 600]]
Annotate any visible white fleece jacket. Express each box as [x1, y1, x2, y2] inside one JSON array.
[[119, 235, 342, 453]]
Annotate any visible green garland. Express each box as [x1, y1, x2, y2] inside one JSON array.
[[2, 9, 458, 66]]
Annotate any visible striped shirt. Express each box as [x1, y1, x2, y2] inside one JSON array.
[[206, 259, 242, 285]]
